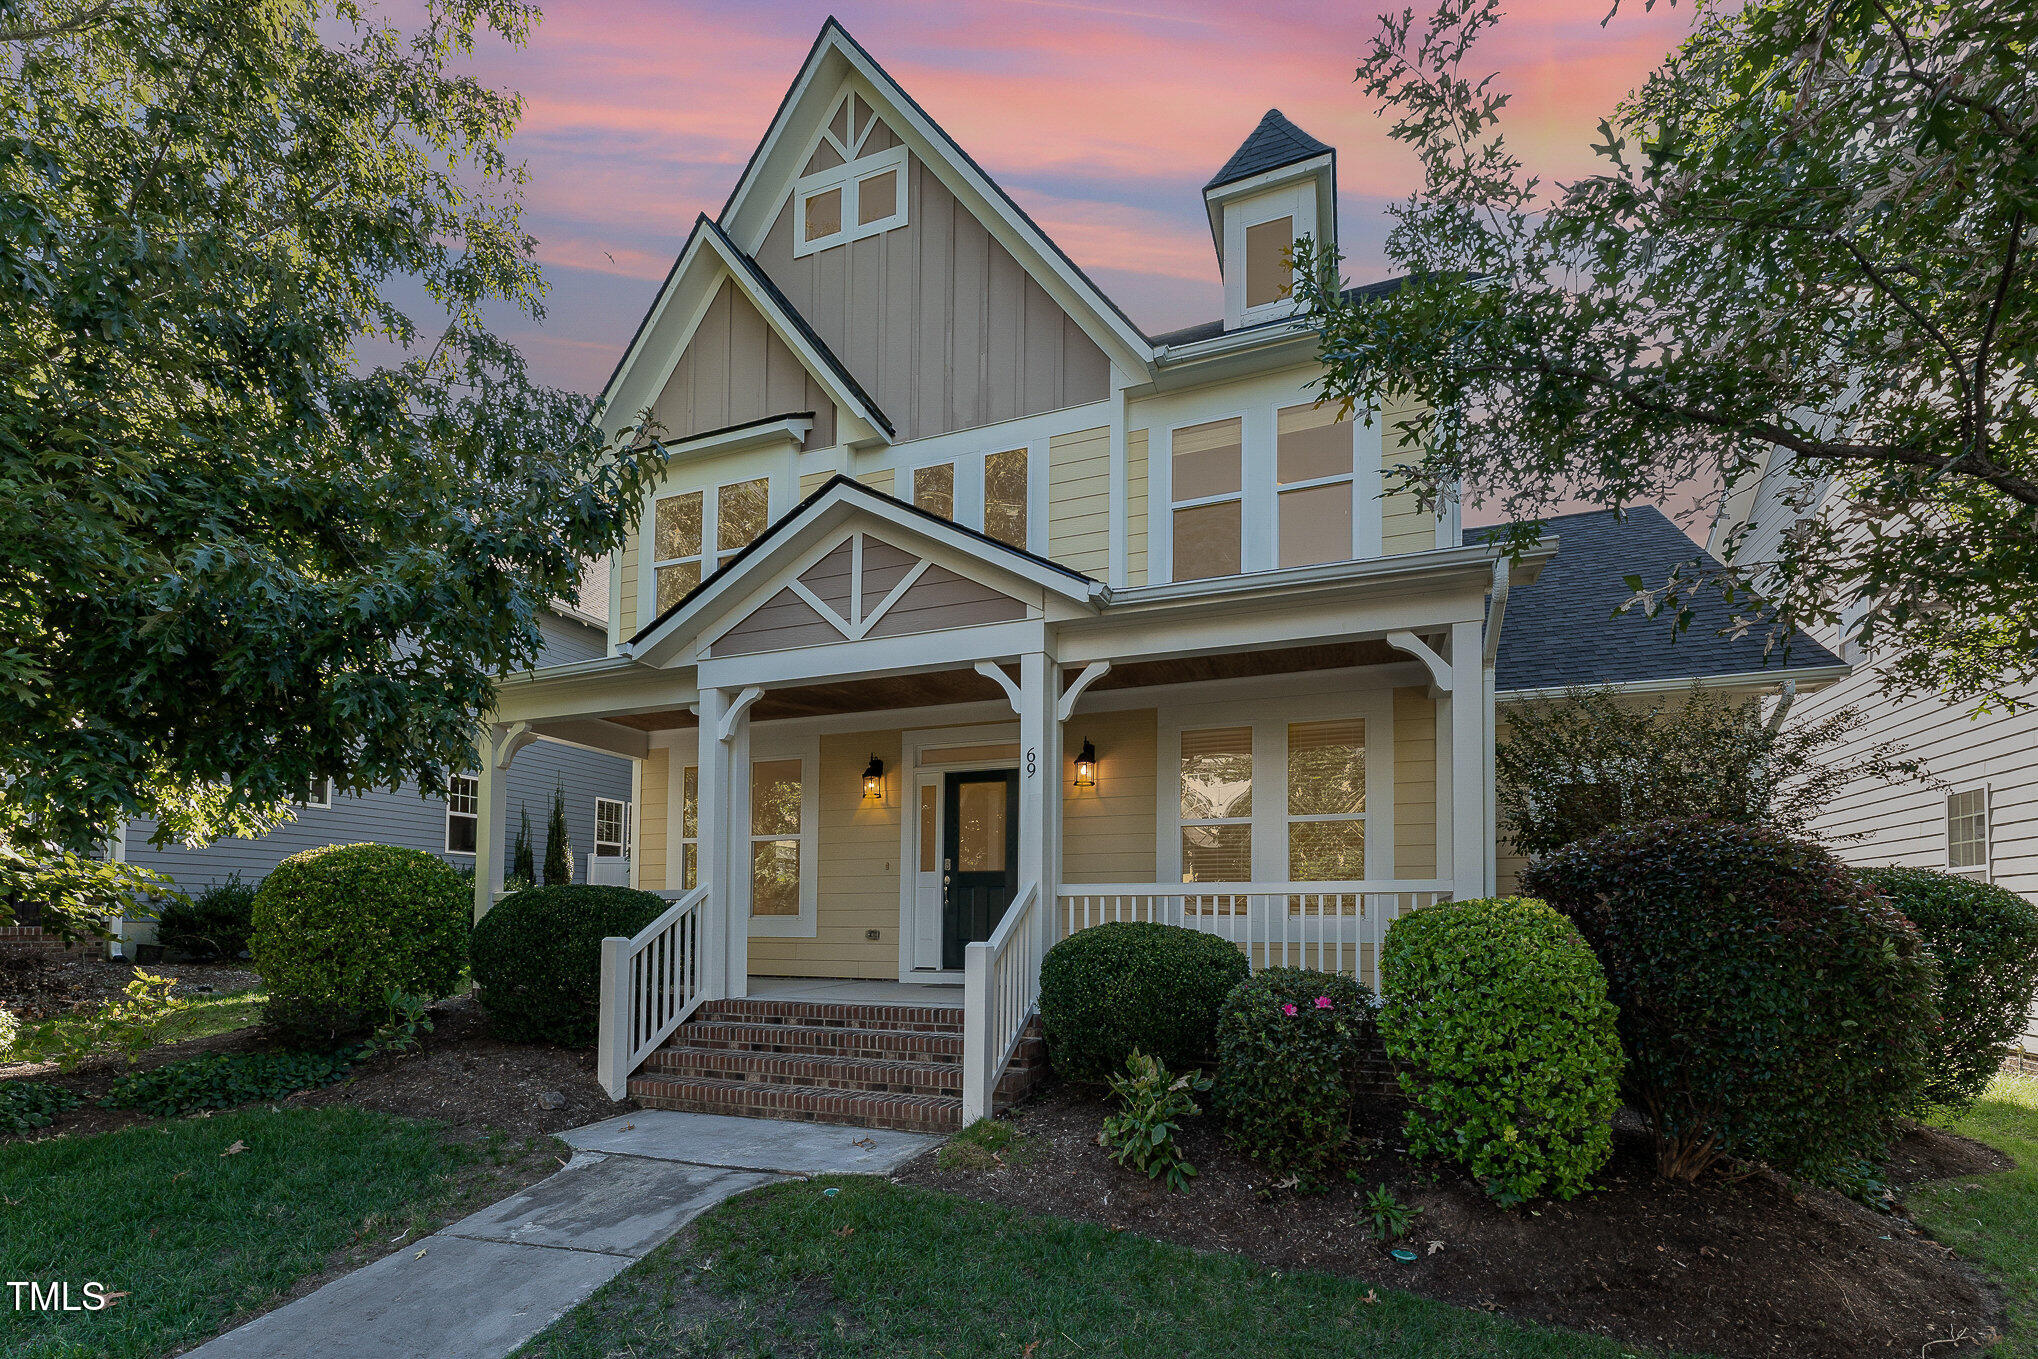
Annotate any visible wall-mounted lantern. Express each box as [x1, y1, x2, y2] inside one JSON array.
[[1072, 738, 1097, 789], [862, 753, 886, 802]]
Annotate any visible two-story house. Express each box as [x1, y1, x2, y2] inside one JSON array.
[[476, 20, 1850, 1130]]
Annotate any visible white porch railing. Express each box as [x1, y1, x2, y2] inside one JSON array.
[[597, 885, 712, 1099], [1054, 880, 1454, 993], [586, 854, 630, 887], [960, 880, 1042, 1124]]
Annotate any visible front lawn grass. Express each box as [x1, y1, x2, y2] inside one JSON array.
[[0, 1106, 524, 1359], [7, 985, 267, 1063], [1913, 1074, 2038, 1357], [519, 1175, 1655, 1359]]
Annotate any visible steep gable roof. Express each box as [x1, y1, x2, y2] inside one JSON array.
[[1205, 109, 1333, 192], [714, 18, 1154, 368], [1472, 506, 1846, 692]]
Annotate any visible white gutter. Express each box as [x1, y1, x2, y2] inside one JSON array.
[[1111, 540, 1549, 609], [1497, 664, 1851, 703]]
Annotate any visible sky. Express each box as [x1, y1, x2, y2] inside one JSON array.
[[432, 0, 1704, 401]]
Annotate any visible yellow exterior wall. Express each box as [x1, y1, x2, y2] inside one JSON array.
[[1392, 687, 1437, 878], [1379, 393, 1440, 555], [1045, 425, 1112, 578], [1125, 428, 1149, 586], [1060, 707, 1158, 883], [749, 729, 903, 979], [617, 533, 640, 638], [638, 746, 669, 890], [857, 467, 895, 495], [800, 470, 830, 498]]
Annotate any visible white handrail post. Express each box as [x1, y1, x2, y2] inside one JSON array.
[[596, 934, 632, 1099], [961, 939, 993, 1123]]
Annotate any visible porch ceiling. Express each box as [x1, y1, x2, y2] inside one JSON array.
[[604, 664, 1019, 730], [1070, 638, 1410, 693]]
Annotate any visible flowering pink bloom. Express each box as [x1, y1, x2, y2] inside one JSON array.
[[1280, 1003, 1298, 1016], [1314, 996, 1334, 1010]]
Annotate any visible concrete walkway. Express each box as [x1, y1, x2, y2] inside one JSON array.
[[184, 1112, 941, 1359]]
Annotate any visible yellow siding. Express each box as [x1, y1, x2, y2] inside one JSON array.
[[1045, 425, 1111, 578], [1125, 428, 1149, 586], [749, 730, 903, 979], [638, 747, 670, 890], [800, 470, 830, 498], [1060, 708, 1158, 883], [617, 531, 640, 638], [1380, 393, 1440, 555], [1392, 687, 1437, 878], [857, 467, 895, 496]]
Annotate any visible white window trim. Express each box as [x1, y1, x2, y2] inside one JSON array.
[[1228, 181, 1315, 329], [678, 764, 699, 891], [294, 776, 334, 810], [1157, 690, 1394, 886], [900, 440, 1045, 555], [748, 734, 820, 938], [594, 797, 631, 859], [643, 473, 787, 625], [793, 143, 910, 258], [445, 771, 478, 857], [1947, 784, 1992, 877], [1162, 408, 1252, 584]]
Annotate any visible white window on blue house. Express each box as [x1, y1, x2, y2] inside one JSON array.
[[293, 776, 333, 810], [595, 798, 631, 860], [446, 773, 478, 855]]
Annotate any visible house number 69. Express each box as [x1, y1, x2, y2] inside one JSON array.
[[1026, 748, 1037, 776]]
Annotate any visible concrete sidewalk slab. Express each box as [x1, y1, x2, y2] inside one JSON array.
[[561, 1109, 941, 1175], [184, 1111, 947, 1359], [442, 1153, 778, 1258]]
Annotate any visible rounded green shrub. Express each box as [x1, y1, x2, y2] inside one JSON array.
[[1379, 897, 1622, 1203], [470, 885, 669, 1044], [1857, 866, 2038, 1109], [1038, 922, 1248, 1082], [1213, 967, 1373, 1177], [250, 843, 469, 1044], [156, 873, 258, 960], [1523, 820, 1939, 1183]]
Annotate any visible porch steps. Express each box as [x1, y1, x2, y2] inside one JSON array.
[[627, 998, 1046, 1133]]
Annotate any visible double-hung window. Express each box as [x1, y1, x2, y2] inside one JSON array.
[[1179, 726, 1253, 884], [1170, 418, 1243, 580], [650, 476, 773, 614], [1948, 788, 1989, 872], [748, 755, 814, 933], [910, 448, 1031, 549], [445, 773, 478, 855], [1276, 402, 1356, 568], [1286, 719, 1367, 880], [678, 766, 699, 890], [594, 798, 631, 860], [293, 776, 333, 810]]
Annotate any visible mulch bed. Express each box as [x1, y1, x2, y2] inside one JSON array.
[[2, 992, 629, 1144], [900, 1083, 2008, 1359], [1, 946, 261, 1021]]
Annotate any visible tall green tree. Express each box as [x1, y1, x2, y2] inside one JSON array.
[[0, 0, 662, 933], [1294, 0, 2037, 709]]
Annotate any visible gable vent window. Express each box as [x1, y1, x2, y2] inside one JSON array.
[[795, 91, 909, 257], [1245, 216, 1295, 309]]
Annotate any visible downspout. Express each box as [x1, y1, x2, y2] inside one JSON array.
[[1764, 679, 1798, 735]]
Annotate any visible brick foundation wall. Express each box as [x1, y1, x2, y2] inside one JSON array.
[[0, 924, 68, 955], [2002, 1047, 2038, 1080]]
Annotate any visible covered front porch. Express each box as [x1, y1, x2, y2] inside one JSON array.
[[476, 479, 1525, 1121]]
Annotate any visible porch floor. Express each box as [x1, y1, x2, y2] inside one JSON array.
[[745, 976, 964, 1009]]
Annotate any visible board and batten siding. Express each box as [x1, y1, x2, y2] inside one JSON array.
[[1046, 425, 1111, 578], [651, 278, 836, 451], [751, 730, 905, 979], [1060, 708, 1159, 884], [1391, 687, 1437, 879], [754, 143, 1110, 443]]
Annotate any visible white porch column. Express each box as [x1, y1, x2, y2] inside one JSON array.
[[694, 688, 732, 998], [724, 698, 754, 998], [471, 724, 510, 923], [1447, 620, 1488, 896], [1016, 651, 1056, 895]]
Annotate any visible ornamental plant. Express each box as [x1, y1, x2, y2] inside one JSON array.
[[543, 785, 573, 886], [155, 873, 259, 960], [470, 885, 669, 1044], [250, 844, 469, 1044], [1524, 820, 1938, 1183], [1857, 866, 2038, 1110], [510, 807, 537, 889], [1213, 968, 1373, 1178], [1379, 897, 1622, 1203], [1039, 923, 1248, 1082], [1099, 1050, 1210, 1193]]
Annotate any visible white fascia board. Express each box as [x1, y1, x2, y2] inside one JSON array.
[[647, 415, 813, 466], [1496, 663, 1854, 703], [1110, 541, 1554, 610], [719, 24, 1154, 376]]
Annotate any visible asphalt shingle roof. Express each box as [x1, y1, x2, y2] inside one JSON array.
[[1205, 110, 1333, 192], [1473, 506, 1844, 692], [1148, 277, 1407, 348]]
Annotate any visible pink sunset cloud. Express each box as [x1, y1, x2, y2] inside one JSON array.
[[399, 0, 1704, 394]]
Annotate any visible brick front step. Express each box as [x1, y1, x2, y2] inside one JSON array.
[[692, 998, 965, 1033], [681, 1021, 966, 1065], [642, 1046, 963, 1097], [629, 1074, 962, 1133]]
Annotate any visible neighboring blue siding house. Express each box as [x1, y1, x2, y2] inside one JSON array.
[[115, 604, 635, 935]]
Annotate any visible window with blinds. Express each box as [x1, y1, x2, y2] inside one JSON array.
[[1287, 719, 1365, 881], [1276, 402, 1355, 568], [1171, 417, 1243, 580], [750, 758, 804, 917], [1180, 725, 1252, 883]]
